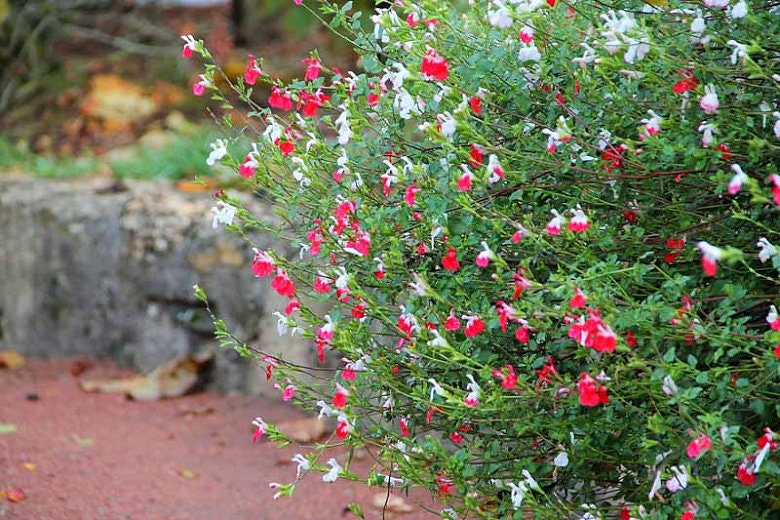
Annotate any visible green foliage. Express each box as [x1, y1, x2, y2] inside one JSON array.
[[189, 1, 780, 518]]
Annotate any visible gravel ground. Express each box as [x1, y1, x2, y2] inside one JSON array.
[[0, 359, 437, 520]]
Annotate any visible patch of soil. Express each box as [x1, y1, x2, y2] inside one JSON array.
[[0, 359, 438, 520]]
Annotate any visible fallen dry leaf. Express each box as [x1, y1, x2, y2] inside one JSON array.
[[22, 463, 36, 472], [275, 417, 329, 443], [372, 493, 414, 514], [69, 359, 94, 377], [0, 350, 26, 370], [178, 406, 215, 419], [79, 350, 214, 401], [6, 488, 26, 503], [178, 469, 199, 480]]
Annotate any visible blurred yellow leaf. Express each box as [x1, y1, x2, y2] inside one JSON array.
[[642, 0, 668, 6], [178, 469, 199, 480], [0, 423, 17, 435], [0, 350, 26, 370], [22, 463, 37, 472]]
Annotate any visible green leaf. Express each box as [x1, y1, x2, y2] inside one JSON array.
[[0, 423, 17, 434]]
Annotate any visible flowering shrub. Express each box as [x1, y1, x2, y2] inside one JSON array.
[[189, 1, 780, 518]]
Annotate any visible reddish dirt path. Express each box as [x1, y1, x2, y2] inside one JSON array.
[[0, 359, 438, 520]]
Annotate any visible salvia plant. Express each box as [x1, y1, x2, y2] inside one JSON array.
[[185, 0, 780, 518]]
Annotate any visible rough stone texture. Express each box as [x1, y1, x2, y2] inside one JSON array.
[[0, 173, 314, 395]]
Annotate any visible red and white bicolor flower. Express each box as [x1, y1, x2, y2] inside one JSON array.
[[486, 154, 505, 184], [252, 417, 267, 443], [463, 374, 481, 407], [568, 206, 590, 233], [463, 314, 486, 337], [476, 241, 495, 267], [766, 305, 780, 330], [728, 164, 748, 195], [577, 372, 609, 407], [700, 84, 719, 114], [640, 110, 662, 140], [697, 241, 723, 277], [180, 34, 197, 59], [457, 164, 473, 191], [546, 209, 564, 235], [333, 382, 349, 408]]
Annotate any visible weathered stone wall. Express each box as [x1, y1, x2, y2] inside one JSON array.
[[0, 174, 314, 395]]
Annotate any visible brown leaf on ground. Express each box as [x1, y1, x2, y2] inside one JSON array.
[[0, 350, 26, 370], [22, 463, 37, 472], [69, 359, 94, 377], [79, 350, 214, 401], [177, 469, 199, 480], [275, 417, 329, 443], [6, 488, 26, 503], [80, 74, 157, 128], [372, 493, 414, 514]]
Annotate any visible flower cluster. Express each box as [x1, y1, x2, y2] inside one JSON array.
[[186, 0, 780, 518]]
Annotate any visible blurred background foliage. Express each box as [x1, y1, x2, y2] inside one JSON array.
[[0, 0, 363, 180]]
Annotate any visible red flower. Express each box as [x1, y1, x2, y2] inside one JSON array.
[[445, 312, 461, 332], [469, 144, 484, 167], [578, 372, 608, 407], [737, 461, 756, 485], [268, 86, 293, 111], [244, 54, 262, 85], [271, 269, 296, 298], [442, 247, 460, 271], [449, 431, 464, 444], [569, 287, 586, 309], [469, 96, 482, 114], [464, 315, 485, 337], [515, 326, 530, 344], [625, 330, 637, 347], [302, 56, 322, 81], [421, 48, 450, 81], [673, 69, 698, 94], [404, 184, 420, 206], [491, 364, 518, 390], [435, 476, 454, 495], [333, 383, 349, 408], [252, 249, 275, 277], [686, 433, 712, 459], [399, 417, 410, 437]]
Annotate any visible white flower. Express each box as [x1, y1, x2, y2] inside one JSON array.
[[662, 374, 678, 396], [518, 44, 541, 62], [437, 112, 457, 138], [322, 458, 343, 483], [727, 40, 748, 66], [573, 43, 598, 69], [698, 121, 717, 147], [335, 105, 352, 145], [292, 454, 310, 479], [729, 0, 748, 18], [487, 1, 513, 28], [757, 237, 777, 263], [316, 400, 335, 419], [665, 465, 689, 493], [427, 378, 445, 401], [206, 139, 228, 166], [522, 469, 540, 491], [427, 329, 449, 348], [553, 451, 570, 467], [624, 37, 650, 64], [210, 201, 236, 229], [507, 481, 528, 509], [773, 112, 780, 138]]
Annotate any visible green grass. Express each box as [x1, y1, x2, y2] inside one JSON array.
[[0, 126, 226, 181]]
